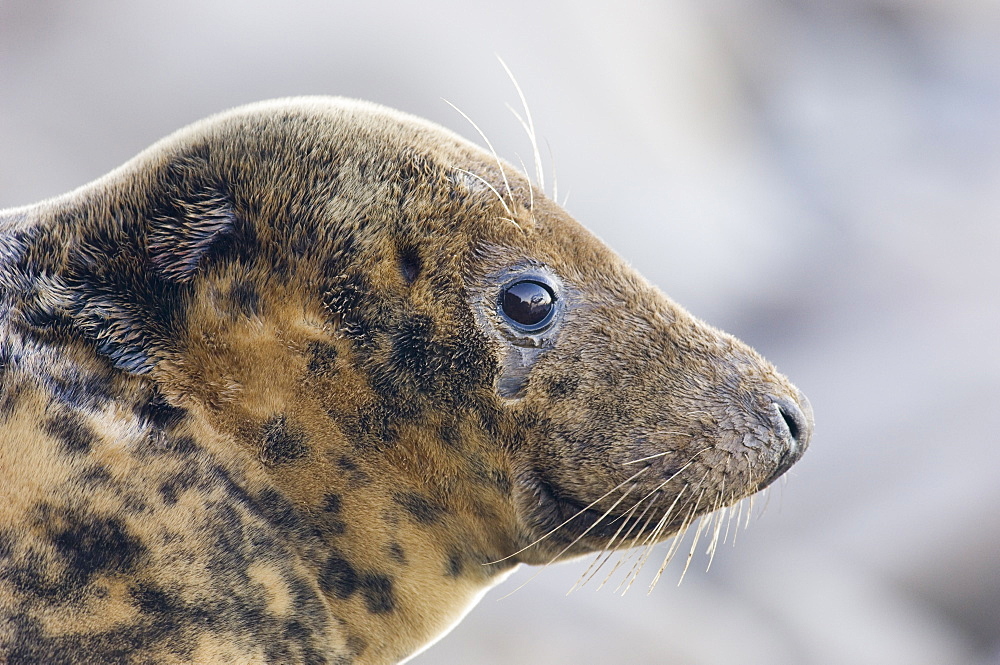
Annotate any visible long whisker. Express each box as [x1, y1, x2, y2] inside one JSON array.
[[731, 497, 745, 547], [612, 447, 711, 593], [677, 512, 711, 587], [621, 486, 688, 594], [486, 465, 650, 565], [512, 153, 535, 212], [498, 56, 544, 193], [497, 481, 642, 600], [615, 448, 709, 517], [705, 498, 726, 572], [601, 497, 660, 590], [570, 495, 645, 592], [723, 492, 737, 545], [453, 168, 514, 218], [443, 99, 514, 207], [621, 439, 693, 466], [648, 469, 711, 591]]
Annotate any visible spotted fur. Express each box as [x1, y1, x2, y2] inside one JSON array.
[[0, 98, 813, 664]]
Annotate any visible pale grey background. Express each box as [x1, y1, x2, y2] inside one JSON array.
[[2, 1, 998, 663]]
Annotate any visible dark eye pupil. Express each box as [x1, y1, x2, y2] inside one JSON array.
[[502, 280, 554, 327]]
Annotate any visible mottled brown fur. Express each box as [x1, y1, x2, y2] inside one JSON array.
[[0, 98, 813, 664]]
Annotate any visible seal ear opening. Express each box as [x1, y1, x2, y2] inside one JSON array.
[[64, 160, 254, 375]]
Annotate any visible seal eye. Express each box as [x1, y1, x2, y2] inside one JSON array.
[[501, 280, 556, 330]]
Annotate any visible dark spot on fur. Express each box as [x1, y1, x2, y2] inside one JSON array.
[[359, 574, 396, 614], [260, 415, 309, 465], [44, 412, 96, 454], [47, 367, 114, 410], [166, 435, 199, 455], [0, 383, 24, 420], [133, 583, 185, 617], [336, 455, 371, 486], [388, 314, 437, 391], [256, 488, 307, 536], [51, 512, 146, 587], [348, 408, 399, 452], [158, 468, 198, 507], [322, 493, 342, 514], [316, 494, 346, 537], [159, 479, 181, 505], [227, 281, 261, 318], [347, 635, 368, 657], [398, 244, 422, 284], [320, 554, 359, 599], [78, 464, 112, 486], [393, 491, 445, 525], [446, 551, 463, 578], [134, 390, 186, 431], [388, 542, 407, 565], [544, 374, 581, 399], [307, 341, 338, 375], [439, 418, 463, 450]]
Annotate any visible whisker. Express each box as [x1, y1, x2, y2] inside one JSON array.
[[649, 469, 711, 591], [731, 497, 745, 547], [571, 495, 645, 592], [616, 448, 708, 513], [453, 168, 513, 217], [616, 500, 672, 594], [621, 439, 693, 465], [646, 506, 693, 593], [705, 496, 726, 572], [677, 512, 711, 587], [724, 491, 738, 545], [622, 485, 689, 594], [570, 550, 606, 595], [498, 56, 544, 193], [485, 466, 650, 565], [497, 481, 642, 600], [443, 99, 514, 208], [601, 498, 660, 591], [512, 153, 535, 212]]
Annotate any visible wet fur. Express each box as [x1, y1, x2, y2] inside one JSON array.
[[0, 98, 812, 664]]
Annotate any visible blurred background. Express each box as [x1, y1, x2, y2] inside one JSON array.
[[1, 1, 998, 663]]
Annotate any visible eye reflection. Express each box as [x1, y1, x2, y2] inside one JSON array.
[[501, 280, 555, 329]]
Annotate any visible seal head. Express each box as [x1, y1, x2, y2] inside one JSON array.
[[0, 97, 812, 664]]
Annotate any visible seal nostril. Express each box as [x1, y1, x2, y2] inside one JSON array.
[[779, 403, 800, 442], [772, 394, 811, 449]]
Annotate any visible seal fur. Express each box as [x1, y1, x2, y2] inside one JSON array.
[[0, 97, 813, 664]]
